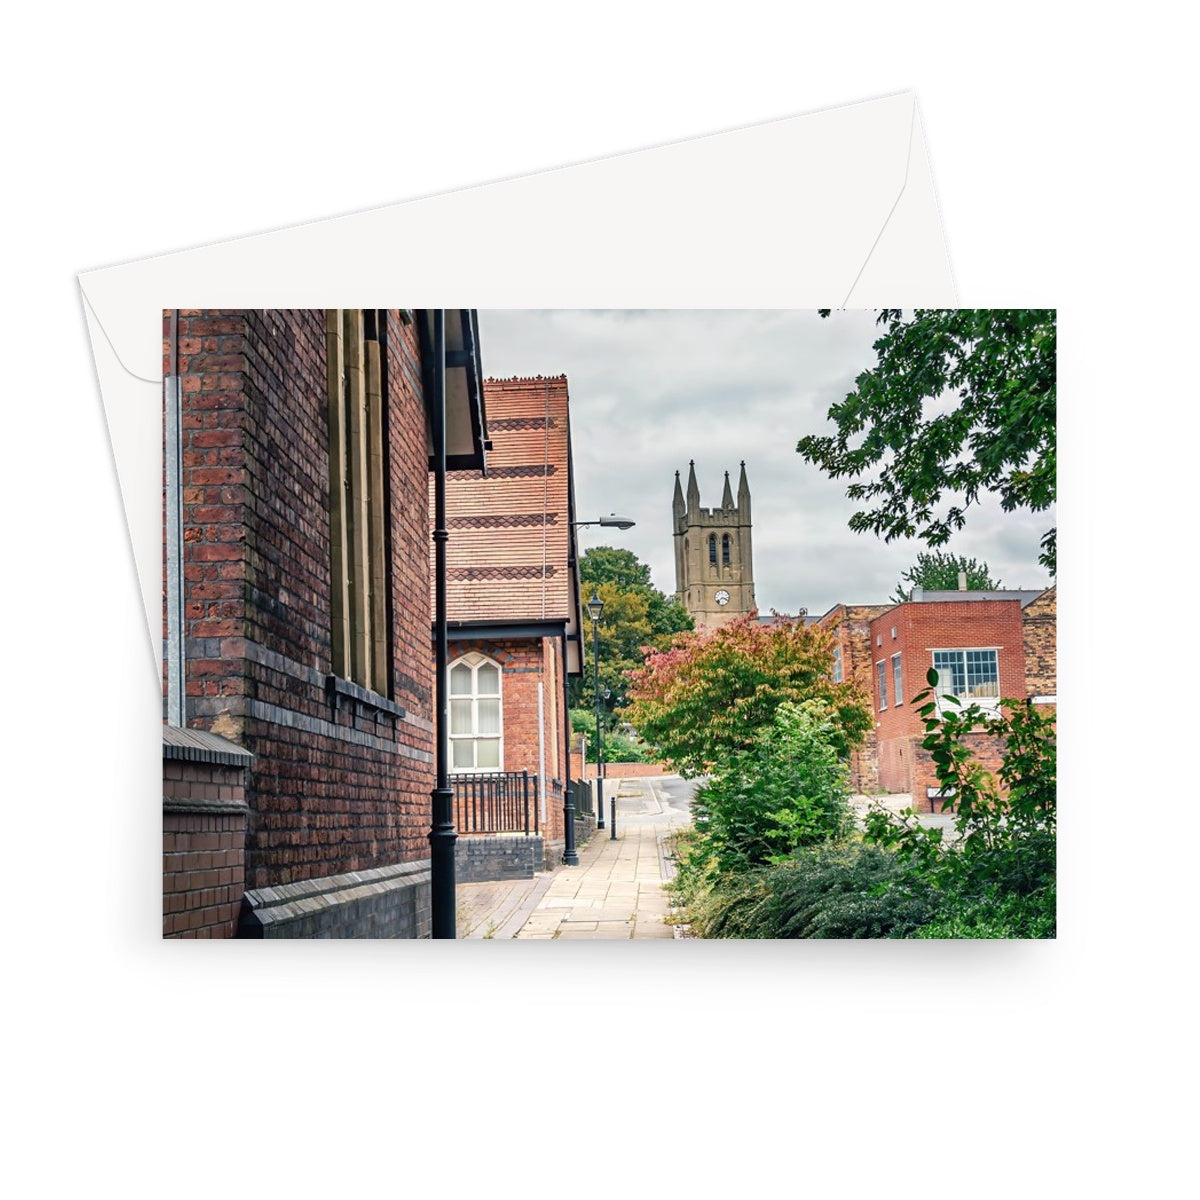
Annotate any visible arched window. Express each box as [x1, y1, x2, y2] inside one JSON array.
[[708, 534, 717, 566], [722, 534, 731, 566], [449, 652, 502, 772]]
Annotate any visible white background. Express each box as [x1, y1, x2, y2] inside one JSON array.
[[3, 3, 1187, 1196]]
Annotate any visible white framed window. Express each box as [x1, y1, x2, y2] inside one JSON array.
[[876, 660, 887, 710], [449, 652, 503, 772], [831, 644, 843, 683], [931, 648, 1000, 704], [892, 653, 903, 705]]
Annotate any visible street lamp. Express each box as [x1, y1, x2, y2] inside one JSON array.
[[586, 590, 606, 832], [575, 514, 636, 530]]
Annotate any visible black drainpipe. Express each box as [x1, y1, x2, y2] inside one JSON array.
[[428, 310, 457, 938], [560, 630, 579, 865]]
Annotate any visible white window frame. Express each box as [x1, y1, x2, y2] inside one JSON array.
[[931, 647, 1001, 709], [449, 652, 504, 773], [892, 653, 903, 706], [876, 659, 887, 710], [831, 644, 843, 684]]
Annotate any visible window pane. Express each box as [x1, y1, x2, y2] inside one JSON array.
[[933, 650, 965, 695], [450, 699, 473, 735], [452, 740, 475, 768], [477, 698, 501, 735], [893, 655, 903, 705], [450, 663, 473, 695], [475, 739, 500, 769], [476, 663, 500, 694], [966, 649, 999, 698]]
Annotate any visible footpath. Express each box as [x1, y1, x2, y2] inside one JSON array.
[[454, 782, 948, 939], [455, 775, 690, 939]]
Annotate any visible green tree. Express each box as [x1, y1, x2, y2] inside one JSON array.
[[862, 669, 1056, 938], [690, 700, 855, 876], [624, 612, 871, 777], [574, 546, 693, 720], [798, 309, 1056, 575], [889, 550, 1001, 605]]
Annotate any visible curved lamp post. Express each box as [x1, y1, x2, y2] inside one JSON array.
[[572, 515, 635, 850]]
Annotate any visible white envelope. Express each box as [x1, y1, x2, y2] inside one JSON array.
[[79, 90, 954, 653]]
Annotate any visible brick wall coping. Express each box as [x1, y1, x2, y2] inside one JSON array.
[[241, 860, 431, 929], [163, 725, 253, 767], [164, 794, 249, 816]]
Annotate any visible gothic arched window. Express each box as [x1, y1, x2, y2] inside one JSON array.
[[722, 534, 731, 566], [449, 652, 502, 772], [708, 534, 717, 566]]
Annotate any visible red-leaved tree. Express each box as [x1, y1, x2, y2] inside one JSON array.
[[624, 613, 872, 778]]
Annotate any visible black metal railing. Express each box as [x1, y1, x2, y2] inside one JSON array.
[[572, 778, 594, 819], [451, 771, 539, 835]]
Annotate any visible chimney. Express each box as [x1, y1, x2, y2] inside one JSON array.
[[958, 571, 968, 591]]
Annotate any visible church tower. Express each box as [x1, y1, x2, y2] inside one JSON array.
[[673, 461, 756, 631]]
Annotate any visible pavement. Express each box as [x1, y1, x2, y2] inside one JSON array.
[[455, 775, 693, 939], [454, 781, 950, 939]]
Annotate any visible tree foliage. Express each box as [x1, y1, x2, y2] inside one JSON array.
[[889, 550, 1001, 605], [861, 669, 1056, 938], [624, 612, 871, 777], [574, 546, 693, 720], [689, 700, 855, 876], [799, 309, 1056, 575]]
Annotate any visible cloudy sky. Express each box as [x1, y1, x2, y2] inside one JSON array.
[[477, 310, 1055, 618]]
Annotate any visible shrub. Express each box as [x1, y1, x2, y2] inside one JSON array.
[[690, 843, 938, 939], [862, 670, 1056, 939], [687, 699, 854, 876], [911, 883, 1057, 939]]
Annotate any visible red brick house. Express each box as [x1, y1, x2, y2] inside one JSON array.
[[815, 603, 892, 794], [859, 587, 1055, 806], [815, 587, 1056, 805], [162, 308, 488, 937], [440, 375, 588, 870]]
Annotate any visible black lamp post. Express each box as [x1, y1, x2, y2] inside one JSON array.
[[602, 686, 616, 839], [586, 590, 606, 831]]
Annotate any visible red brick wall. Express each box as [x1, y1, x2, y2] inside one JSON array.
[[448, 636, 572, 847], [164, 310, 437, 893], [163, 760, 248, 938], [817, 604, 890, 793], [870, 600, 1027, 794]]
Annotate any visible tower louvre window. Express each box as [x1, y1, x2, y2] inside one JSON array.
[[709, 534, 717, 566], [722, 534, 731, 566]]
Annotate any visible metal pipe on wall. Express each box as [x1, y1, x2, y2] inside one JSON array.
[[165, 310, 186, 727], [429, 309, 457, 938]]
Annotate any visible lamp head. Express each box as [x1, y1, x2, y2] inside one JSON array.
[[597, 514, 635, 530], [586, 590, 604, 622]]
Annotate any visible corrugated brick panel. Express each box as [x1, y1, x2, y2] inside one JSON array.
[[436, 376, 573, 622]]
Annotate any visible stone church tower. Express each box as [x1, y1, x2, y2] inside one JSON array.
[[673, 461, 756, 631]]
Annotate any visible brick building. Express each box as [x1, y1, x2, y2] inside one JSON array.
[[440, 375, 587, 868], [815, 603, 892, 794], [826, 586, 1057, 806], [162, 308, 487, 937]]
